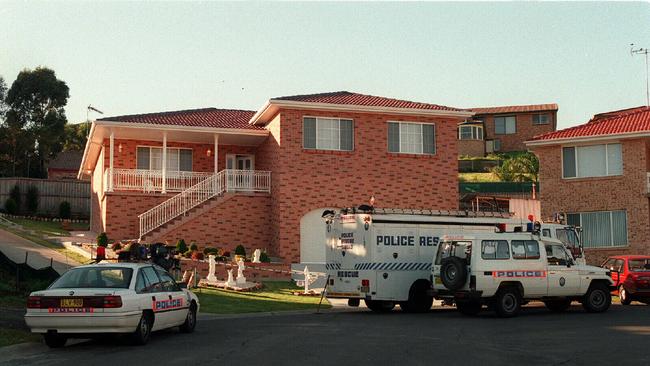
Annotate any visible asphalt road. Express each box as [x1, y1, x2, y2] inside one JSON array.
[[3, 303, 649, 366]]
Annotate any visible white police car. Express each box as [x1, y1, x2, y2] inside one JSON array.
[[24, 262, 199, 347]]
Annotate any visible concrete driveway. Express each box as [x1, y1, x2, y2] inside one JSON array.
[[0, 228, 79, 275], [3, 302, 648, 366]]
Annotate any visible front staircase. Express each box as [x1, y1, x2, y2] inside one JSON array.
[[138, 169, 271, 241]]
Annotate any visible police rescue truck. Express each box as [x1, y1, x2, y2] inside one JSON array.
[[323, 206, 582, 313]]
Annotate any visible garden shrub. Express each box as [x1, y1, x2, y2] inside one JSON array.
[[176, 239, 188, 254], [234, 245, 246, 256], [26, 185, 39, 214], [189, 242, 198, 252], [4, 198, 17, 215], [97, 232, 109, 247], [191, 251, 204, 260], [59, 201, 71, 219], [10, 185, 21, 211], [260, 251, 271, 263], [203, 247, 220, 256]]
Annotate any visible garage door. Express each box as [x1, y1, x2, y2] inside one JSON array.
[[300, 208, 336, 264]]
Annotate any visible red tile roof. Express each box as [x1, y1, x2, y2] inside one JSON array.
[[470, 104, 558, 115], [529, 106, 650, 142], [99, 108, 263, 130], [272, 91, 466, 112]]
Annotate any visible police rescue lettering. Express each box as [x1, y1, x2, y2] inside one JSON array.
[[340, 232, 354, 244], [153, 298, 184, 312], [377, 235, 439, 246]]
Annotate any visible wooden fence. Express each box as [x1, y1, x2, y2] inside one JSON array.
[[0, 178, 90, 218]]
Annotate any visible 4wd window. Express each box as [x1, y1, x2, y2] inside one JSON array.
[[435, 241, 472, 265], [481, 240, 510, 260], [542, 229, 551, 237], [511, 240, 540, 260], [545, 245, 570, 266]]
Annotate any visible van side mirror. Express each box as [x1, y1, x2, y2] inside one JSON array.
[[178, 282, 188, 289]]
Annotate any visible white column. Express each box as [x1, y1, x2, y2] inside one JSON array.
[[214, 134, 219, 173], [162, 131, 167, 194], [109, 130, 114, 192]]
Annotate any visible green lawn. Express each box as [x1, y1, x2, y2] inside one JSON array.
[[0, 328, 40, 348], [195, 281, 330, 314], [7, 218, 88, 237]]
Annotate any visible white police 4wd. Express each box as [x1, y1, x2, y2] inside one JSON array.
[[432, 233, 614, 317]]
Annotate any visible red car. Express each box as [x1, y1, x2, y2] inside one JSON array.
[[601, 255, 650, 305]]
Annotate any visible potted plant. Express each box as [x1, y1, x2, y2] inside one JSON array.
[[234, 245, 246, 262]]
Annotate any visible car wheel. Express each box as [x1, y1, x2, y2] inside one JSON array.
[[456, 301, 482, 316], [619, 285, 632, 305], [179, 304, 197, 333], [400, 282, 433, 313], [365, 299, 395, 313], [43, 333, 67, 348], [583, 283, 611, 313], [544, 298, 572, 312], [131, 312, 152, 345], [494, 288, 521, 318]]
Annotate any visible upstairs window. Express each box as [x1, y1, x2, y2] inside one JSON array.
[[137, 147, 192, 172], [532, 114, 550, 125], [458, 125, 484, 140], [562, 143, 622, 178], [495, 116, 516, 135], [303, 117, 353, 151], [567, 210, 627, 248], [388, 122, 436, 155]]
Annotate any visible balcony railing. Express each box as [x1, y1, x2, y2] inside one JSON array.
[[103, 168, 213, 193], [138, 169, 271, 238]]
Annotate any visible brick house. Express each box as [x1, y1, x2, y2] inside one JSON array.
[[78, 91, 472, 264], [526, 106, 650, 264], [47, 151, 84, 180], [458, 104, 558, 156]]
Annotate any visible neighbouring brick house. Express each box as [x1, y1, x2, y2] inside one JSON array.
[[47, 151, 84, 180], [78, 91, 472, 264], [526, 106, 650, 265], [458, 104, 558, 156]]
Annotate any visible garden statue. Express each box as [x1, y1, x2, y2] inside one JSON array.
[[236, 258, 246, 285], [303, 266, 310, 294], [252, 249, 261, 263], [206, 255, 218, 282], [226, 269, 236, 287]]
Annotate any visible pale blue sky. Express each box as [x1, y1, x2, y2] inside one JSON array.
[[1, 1, 649, 129]]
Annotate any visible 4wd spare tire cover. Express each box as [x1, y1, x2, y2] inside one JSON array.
[[440, 257, 468, 291]]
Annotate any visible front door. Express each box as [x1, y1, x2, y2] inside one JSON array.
[[226, 155, 254, 191]]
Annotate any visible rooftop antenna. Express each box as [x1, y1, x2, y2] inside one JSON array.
[[630, 44, 650, 107], [86, 105, 104, 137]]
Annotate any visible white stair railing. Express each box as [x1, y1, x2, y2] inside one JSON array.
[[139, 171, 226, 238], [138, 169, 272, 238]]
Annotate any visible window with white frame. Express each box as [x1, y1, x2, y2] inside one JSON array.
[[532, 114, 550, 125], [136, 147, 192, 172], [388, 122, 436, 155], [567, 210, 627, 248], [494, 116, 516, 134], [562, 143, 622, 178], [303, 117, 353, 151], [458, 125, 484, 140]]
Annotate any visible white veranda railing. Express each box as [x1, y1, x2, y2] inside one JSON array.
[[104, 168, 213, 193], [138, 169, 271, 238]]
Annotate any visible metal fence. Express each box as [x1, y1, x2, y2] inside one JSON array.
[[460, 181, 539, 194], [0, 178, 90, 217]]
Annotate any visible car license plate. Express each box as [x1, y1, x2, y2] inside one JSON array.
[[435, 277, 443, 285], [360, 286, 370, 293], [60, 298, 83, 308]]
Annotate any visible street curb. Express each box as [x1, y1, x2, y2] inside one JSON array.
[[198, 306, 366, 320]]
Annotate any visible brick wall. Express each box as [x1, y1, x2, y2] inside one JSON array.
[[104, 192, 172, 240], [158, 194, 272, 254], [458, 139, 485, 157], [482, 111, 557, 152], [265, 108, 461, 262], [533, 138, 650, 264]]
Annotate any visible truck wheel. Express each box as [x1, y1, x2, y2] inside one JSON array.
[[494, 288, 521, 318], [583, 283, 611, 313], [43, 333, 67, 348], [619, 285, 632, 305], [179, 303, 197, 333], [456, 301, 482, 316], [365, 299, 395, 312], [544, 299, 572, 312], [440, 257, 468, 291], [400, 282, 433, 313], [131, 312, 153, 345]]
